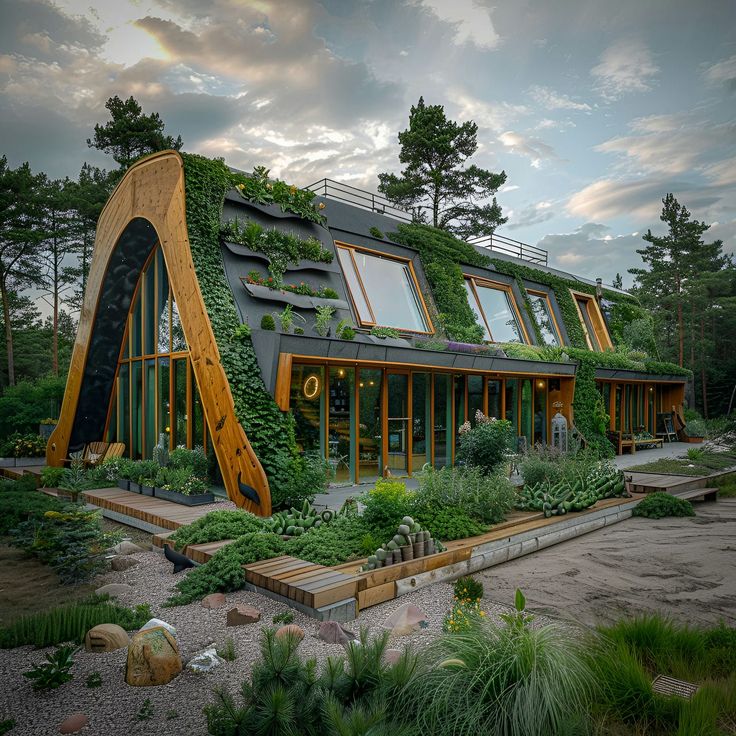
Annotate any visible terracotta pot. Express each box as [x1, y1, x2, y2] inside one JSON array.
[[400, 545, 413, 562]]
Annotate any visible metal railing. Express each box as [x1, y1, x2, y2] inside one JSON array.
[[468, 233, 548, 266], [306, 178, 548, 266], [306, 178, 414, 222]]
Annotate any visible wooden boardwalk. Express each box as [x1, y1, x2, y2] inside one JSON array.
[[82, 487, 229, 530]]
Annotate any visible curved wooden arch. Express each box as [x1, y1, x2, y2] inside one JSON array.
[[47, 151, 271, 515]]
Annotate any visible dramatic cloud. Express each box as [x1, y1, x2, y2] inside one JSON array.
[[499, 131, 557, 168], [527, 85, 591, 111], [591, 39, 659, 99], [413, 0, 500, 49], [507, 200, 555, 229]]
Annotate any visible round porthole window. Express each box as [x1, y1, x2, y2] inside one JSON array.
[[303, 374, 321, 400]]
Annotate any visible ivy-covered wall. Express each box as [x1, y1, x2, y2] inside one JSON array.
[[181, 153, 300, 507]]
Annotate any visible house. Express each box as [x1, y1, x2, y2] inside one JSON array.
[[46, 151, 688, 515]]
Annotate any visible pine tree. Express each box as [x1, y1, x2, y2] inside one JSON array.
[[87, 95, 182, 172], [378, 97, 507, 238]]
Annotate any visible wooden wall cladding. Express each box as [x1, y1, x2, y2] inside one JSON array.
[[46, 151, 271, 515]]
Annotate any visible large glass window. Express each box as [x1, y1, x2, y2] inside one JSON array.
[[329, 366, 355, 483], [412, 373, 430, 472], [465, 278, 526, 343], [359, 369, 383, 482], [291, 364, 325, 456], [467, 375, 484, 424], [107, 245, 208, 459], [488, 380, 502, 418], [527, 291, 561, 346], [433, 373, 450, 468], [337, 244, 431, 333]]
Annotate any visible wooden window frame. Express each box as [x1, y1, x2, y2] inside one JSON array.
[[335, 241, 434, 335], [570, 289, 613, 351], [465, 275, 530, 344], [526, 288, 564, 346]]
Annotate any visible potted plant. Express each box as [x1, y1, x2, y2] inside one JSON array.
[[38, 418, 58, 440], [134, 460, 159, 496], [154, 469, 214, 506]]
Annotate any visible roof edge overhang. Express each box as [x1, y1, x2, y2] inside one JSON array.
[[594, 367, 688, 383]]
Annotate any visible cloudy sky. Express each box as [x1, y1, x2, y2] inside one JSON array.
[[1, 0, 734, 286]]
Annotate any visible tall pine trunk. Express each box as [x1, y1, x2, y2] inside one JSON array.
[[1, 279, 14, 386]]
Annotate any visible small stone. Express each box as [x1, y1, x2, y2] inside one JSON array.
[[126, 626, 182, 686], [226, 605, 261, 626], [111, 556, 139, 572], [384, 648, 402, 665], [380, 603, 428, 636], [111, 540, 145, 555], [275, 624, 305, 643], [94, 583, 133, 597], [318, 620, 356, 646], [201, 593, 226, 609], [84, 624, 129, 653], [186, 645, 225, 673], [59, 713, 88, 733], [140, 618, 176, 638]]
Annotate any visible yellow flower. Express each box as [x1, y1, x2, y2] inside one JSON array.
[[236, 183, 245, 190], [318, 202, 326, 209]]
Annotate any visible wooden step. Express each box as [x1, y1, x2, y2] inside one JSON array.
[[673, 487, 718, 502]]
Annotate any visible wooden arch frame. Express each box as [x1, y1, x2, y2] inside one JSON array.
[[46, 151, 271, 515]]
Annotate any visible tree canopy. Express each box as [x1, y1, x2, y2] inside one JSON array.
[[378, 97, 507, 239], [88, 95, 183, 171]]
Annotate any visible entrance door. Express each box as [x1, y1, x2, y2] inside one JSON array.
[[386, 372, 409, 476]]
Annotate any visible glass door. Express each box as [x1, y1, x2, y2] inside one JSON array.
[[386, 372, 409, 476]]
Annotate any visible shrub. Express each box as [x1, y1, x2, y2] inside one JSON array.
[[456, 415, 513, 474], [167, 532, 286, 606], [412, 506, 486, 541], [40, 466, 65, 488], [168, 510, 266, 550], [0, 485, 61, 535], [273, 453, 331, 510], [12, 506, 121, 583], [415, 466, 515, 525], [260, 313, 276, 330], [684, 418, 707, 438], [169, 446, 209, 478], [403, 596, 595, 735], [453, 576, 484, 603], [24, 645, 76, 691], [633, 492, 695, 519], [0, 595, 151, 648], [0, 432, 47, 458], [361, 479, 415, 542], [285, 515, 371, 566], [0, 374, 66, 441], [443, 598, 485, 633]]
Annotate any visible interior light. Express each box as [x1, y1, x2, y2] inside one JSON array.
[[369, 380, 375, 386], [303, 374, 321, 400], [337, 368, 345, 378], [359, 382, 364, 388], [537, 380, 546, 389]]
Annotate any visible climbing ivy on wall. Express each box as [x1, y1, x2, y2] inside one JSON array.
[[181, 153, 301, 508], [390, 223, 489, 342]]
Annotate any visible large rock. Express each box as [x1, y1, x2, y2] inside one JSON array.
[[59, 713, 89, 733], [318, 620, 356, 647], [380, 603, 428, 636], [111, 556, 139, 572], [126, 626, 181, 686], [95, 583, 133, 598], [186, 645, 225, 673], [140, 618, 176, 639], [275, 624, 305, 643], [226, 605, 261, 626], [111, 540, 145, 555], [201, 593, 226, 609], [84, 623, 129, 653], [384, 648, 403, 665]]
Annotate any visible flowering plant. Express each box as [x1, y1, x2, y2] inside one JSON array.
[[442, 598, 486, 633]]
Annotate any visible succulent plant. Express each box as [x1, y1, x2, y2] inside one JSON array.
[[397, 524, 411, 536], [401, 516, 415, 526]]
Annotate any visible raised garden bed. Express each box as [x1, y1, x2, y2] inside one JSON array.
[[154, 487, 215, 506]]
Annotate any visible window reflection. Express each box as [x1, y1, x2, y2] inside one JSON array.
[[528, 293, 560, 346]]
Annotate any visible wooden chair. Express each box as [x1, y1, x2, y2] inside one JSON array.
[[607, 430, 636, 455], [102, 442, 126, 462], [83, 441, 109, 467]]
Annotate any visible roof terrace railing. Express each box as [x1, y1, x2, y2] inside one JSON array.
[[468, 233, 548, 266], [307, 177, 548, 266]]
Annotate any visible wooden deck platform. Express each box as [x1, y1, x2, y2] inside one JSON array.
[[82, 487, 229, 531]]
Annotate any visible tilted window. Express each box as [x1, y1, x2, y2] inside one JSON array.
[[527, 290, 561, 346], [571, 290, 613, 351], [464, 277, 527, 344], [336, 243, 431, 333]]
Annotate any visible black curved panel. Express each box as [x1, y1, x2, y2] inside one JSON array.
[[70, 217, 158, 447]]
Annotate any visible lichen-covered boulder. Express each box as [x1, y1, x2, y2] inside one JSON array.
[[380, 603, 428, 636], [125, 626, 181, 686], [275, 624, 305, 643]]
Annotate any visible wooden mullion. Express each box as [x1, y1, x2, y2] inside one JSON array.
[[347, 247, 376, 324]]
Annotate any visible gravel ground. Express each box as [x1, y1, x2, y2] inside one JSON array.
[[0, 547, 510, 736]]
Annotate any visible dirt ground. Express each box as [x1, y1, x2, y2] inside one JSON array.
[[479, 497, 736, 628]]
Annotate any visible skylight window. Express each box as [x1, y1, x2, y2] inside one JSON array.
[[527, 291, 561, 346], [464, 277, 527, 343], [337, 244, 431, 333]]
